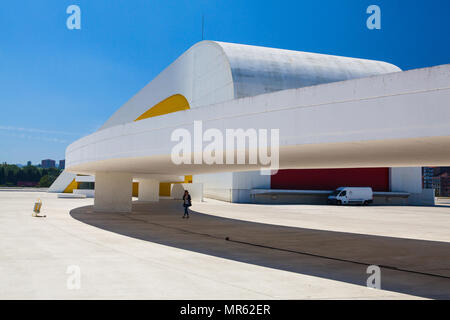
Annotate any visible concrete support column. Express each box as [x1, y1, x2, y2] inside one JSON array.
[[94, 172, 133, 212], [138, 179, 159, 202]]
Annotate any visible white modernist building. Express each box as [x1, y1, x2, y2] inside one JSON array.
[[57, 41, 450, 211]]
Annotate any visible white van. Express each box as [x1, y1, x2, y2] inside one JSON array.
[[327, 187, 373, 205]]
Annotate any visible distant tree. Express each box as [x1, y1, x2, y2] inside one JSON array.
[[5, 165, 19, 185], [0, 163, 62, 187], [32, 166, 41, 182], [39, 175, 53, 187], [0, 166, 5, 185]]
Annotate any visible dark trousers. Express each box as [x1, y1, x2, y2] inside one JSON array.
[[183, 205, 189, 215]]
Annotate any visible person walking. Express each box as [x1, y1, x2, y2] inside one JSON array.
[[182, 190, 192, 218]]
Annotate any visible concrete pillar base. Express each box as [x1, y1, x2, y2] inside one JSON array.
[[138, 179, 159, 202], [94, 172, 133, 213]]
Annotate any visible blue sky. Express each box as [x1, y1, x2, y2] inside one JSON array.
[[0, 0, 449, 164]]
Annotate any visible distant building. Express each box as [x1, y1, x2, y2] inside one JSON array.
[[59, 160, 65, 170], [432, 176, 441, 196], [442, 173, 450, 197], [27, 161, 32, 166], [41, 159, 56, 169], [430, 167, 450, 197], [433, 167, 450, 176], [422, 167, 434, 189], [434, 172, 450, 197]]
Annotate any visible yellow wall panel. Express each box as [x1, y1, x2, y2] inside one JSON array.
[[159, 183, 171, 196], [63, 179, 79, 193], [134, 94, 190, 121], [159, 175, 193, 197], [132, 182, 139, 197]]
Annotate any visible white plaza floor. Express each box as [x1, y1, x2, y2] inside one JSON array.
[[1, 191, 450, 299]]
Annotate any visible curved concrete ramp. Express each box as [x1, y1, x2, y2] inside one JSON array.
[[67, 64, 450, 175], [48, 170, 76, 193]]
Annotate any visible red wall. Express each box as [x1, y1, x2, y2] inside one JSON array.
[[271, 168, 390, 192]]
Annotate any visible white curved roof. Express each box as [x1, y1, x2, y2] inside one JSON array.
[[100, 41, 401, 130]]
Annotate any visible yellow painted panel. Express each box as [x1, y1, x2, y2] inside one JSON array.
[[134, 94, 190, 121], [132, 182, 139, 197], [63, 179, 79, 193], [159, 183, 172, 197], [159, 176, 192, 196]]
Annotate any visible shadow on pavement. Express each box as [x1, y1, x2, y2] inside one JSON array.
[[70, 199, 450, 299]]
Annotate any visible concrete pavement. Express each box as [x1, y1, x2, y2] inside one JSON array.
[[1, 191, 450, 299]]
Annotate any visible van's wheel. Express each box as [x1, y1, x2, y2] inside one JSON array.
[[363, 200, 369, 206], [337, 200, 342, 205]]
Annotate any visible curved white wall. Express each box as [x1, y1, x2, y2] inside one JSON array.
[[66, 64, 450, 176], [100, 41, 234, 130], [219, 42, 401, 98], [100, 41, 400, 130]]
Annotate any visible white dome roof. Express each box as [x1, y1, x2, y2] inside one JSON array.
[[100, 41, 400, 130]]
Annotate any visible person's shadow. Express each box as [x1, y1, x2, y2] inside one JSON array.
[[70, 199, 450, 299]]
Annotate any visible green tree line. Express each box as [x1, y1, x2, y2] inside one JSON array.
[[0, 163, 62, 187]]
